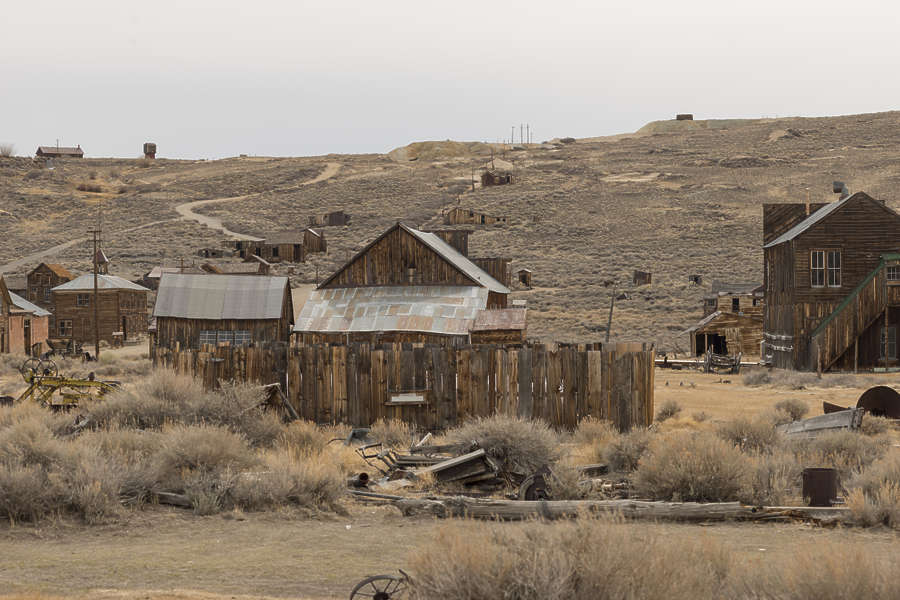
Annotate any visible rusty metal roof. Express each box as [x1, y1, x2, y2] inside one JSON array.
[[154, 273, 290, 320], [53, 274, 150, 292], [294, 285, 489, 336], [37, 263, 74, 279], [471, 308, 527, 331]]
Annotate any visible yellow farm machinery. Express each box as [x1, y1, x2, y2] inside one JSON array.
[[14, 358, 120, 409]]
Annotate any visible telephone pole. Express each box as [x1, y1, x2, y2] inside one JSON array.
[[89, 228, 101, 359]]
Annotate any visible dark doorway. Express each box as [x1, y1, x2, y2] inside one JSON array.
[[23, 319, 31, 356], [121, 316, 128, 341], [696, 333, 728, 355], [732, 297, 740, 312]]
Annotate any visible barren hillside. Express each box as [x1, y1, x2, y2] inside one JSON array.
[[2, 111, 900, 350]]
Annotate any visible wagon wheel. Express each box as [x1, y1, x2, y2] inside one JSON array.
[[20, 357, 57, 381], [349, 574, 409, 600]]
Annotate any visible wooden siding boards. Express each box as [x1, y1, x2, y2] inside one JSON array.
[[52, 289, 148, 344], [471, 257, 511, 288], [154, 342, 654, 431], [764, 194, 900, 370], [690, 312, 763, 356]]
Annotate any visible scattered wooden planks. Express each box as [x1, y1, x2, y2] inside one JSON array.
[[777, 407, 864, 438]]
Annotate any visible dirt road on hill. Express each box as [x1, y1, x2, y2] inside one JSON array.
[[174, 161, 341, 239]]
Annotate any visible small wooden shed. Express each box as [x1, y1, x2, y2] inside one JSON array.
[[443, 207, 508, 226]]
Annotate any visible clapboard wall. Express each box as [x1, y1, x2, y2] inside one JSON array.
[[152, 341, 654, 431]]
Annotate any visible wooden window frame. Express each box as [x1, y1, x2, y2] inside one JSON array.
[[58, 320, 72, 337], [810, 250, 825, 288], [887, 265, 900, 284], [881, 326, 897, 360], [826, 250, 841, 288], [76, 293, 90, 307]]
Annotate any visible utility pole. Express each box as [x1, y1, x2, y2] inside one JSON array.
[[89, 228, 101, 359], [526, 124, 530, 145], [511, 126, 515, 145], [605, 286, 616, 344], [520, 124, 523, 145]]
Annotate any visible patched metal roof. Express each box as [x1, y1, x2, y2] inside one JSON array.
[[294, 285, 489, 336], [9, 292, 50, 317], [471, 308, 527, 331], [154, 274, 290, 320], [406, 226, 510, 294], [53, 274, 150, 292]]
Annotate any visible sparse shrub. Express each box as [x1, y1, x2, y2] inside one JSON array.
[[716, 416, 781, 454], [0, 463, 60, 524], [277, 420, 330, 456], [860, 414, 892, 436], [443, 415, 560, 475], [792, 430, 890, 481], [231, 449, 344, 513], [741, 449, 801, 506], [742, 370, 772, 386], [63, 448, 123, 524], [571, 416, 617, 446], [153, 424, 257, 492], [603, 428, 652, 472], [692, 411, 710, 422], [76, 182, 103, 193], [774, 398, 808, 422], [655, 400, 682, 422], [117, 186, 128, 194], [849, 452, 900, 497], [88, 170, 98, 180], [634, 431, 749, 502], [847, 482, 900, 529], [369, 418, 415, 449]]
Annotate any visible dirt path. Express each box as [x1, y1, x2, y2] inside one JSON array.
[[174, 162, 341, 240], [0, 162, 341, 273]]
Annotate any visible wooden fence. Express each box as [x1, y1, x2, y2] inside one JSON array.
[[151, 342, 654, 431]]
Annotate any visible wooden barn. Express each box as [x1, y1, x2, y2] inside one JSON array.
[[763, 191, 900, 371], [27, 263, 74, 328], [481, 169, 513, 186], [0, 278, 50, 355], [51, 274, 150, 344], [152, 274, 293, 350], [294, 222, 525, 345], [35, 145, 83, 158], [443, 207, 508, 226], [309, 211, 350, 227]]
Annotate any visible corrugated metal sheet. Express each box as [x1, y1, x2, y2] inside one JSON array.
[[294, 285, 488, 335], [147, 266, 203, 279], [471, 308, 527, 331], [9, 292, 50, 317], [52, 274, 150, 292], [407, 226, 510, 294], [153, 274, 289, 320]]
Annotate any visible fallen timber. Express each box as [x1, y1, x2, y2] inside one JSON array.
[[777, 407, 864, 438], [348, 492, 850, 524]]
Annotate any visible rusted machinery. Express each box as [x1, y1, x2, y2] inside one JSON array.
[[16, 358, 119, 409], [823, 385, 900, 419]]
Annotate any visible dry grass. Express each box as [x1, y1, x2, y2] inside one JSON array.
[[441, 415, 561, 475], [369, 418, 416, 449], [603, 428, 652, 472], [655, 399, 682, 422]]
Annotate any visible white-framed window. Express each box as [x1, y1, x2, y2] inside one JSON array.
[[887, 266, 900, 282], [58, 320, 72, 337], [827, 250, 841, 287], [810, 250, 825, 287], [881, 326, 897, 359], [76, 293, 90, 306], [198, 330, 252, 347]]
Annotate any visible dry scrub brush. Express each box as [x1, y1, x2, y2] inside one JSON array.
[[442, 415, 560, 474]]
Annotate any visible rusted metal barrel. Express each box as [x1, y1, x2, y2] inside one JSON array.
[[802, 468, 837, 507], [348, 472, 370, 488]]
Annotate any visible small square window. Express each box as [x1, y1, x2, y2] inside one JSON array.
[[76, 293, 90, 307]]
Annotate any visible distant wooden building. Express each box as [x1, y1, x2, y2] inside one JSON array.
[[309, 211, 351, 227], [200, 259, 271, 276], [197, 247, 230, 259], [763, 192, 900, 371], [35, 145, 83, 158], [51, 275, 150, 344], [240, 229, 325, 263], [143, 142, 157, 159], [517, 268, 533, 288], [443, 207, 508, 226], [4, 275, 26, 297], [27, 263, 74, 328], [0, 278, 50, 355], [481, 169, 513, 187], [633, 270, 652, 286], [702, 281, 764, 317], [152, 274, 293, 350], [294, 222, 524, 345]]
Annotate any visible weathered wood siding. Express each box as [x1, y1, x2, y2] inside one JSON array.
[[154, 342, 655, 432], [471, 257, 511, 288], [53, 289, 148, 344], [691, 312, 763, 357], [322, 226, 479, 288], [422, 230, 470, 256], [303, 229, 327, 253], [443, 207, 508, 226]]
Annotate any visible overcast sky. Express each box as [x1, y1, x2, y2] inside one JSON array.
[[3, 0, 899, 159]]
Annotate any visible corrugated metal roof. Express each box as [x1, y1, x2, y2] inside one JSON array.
[[264, 231, 304, 245], [146, 266, 203, 279], [471, 308, 527, 331], [294, 285, 488, 336], [9, 292, 51, 316], [710, 281, 763, 296], [53, 274, 150, 292], [406, 226, 510, 294], [763, 193, 894, 248], [153, 273, 289, 320]]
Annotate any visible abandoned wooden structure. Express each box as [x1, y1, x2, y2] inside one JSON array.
[[294, 222, 523, 345], [26, 263, 73, 329], [443, 207, 508, 226], [309, 211, 351, 227], [632, 270, 652, 286], [35, 145, 83, 158], [517, 268, 533, 288], [151, 273, 293, 350], [236, 229, 325, 263], [675, 114, 693, 121], [481, 169, 513, 187], [688, 281, 764, 357], [143, 142, 157, 159], [152, 342, 655, 432], [200, 260, 270, 276], [196, 247, 230, 259], [763, 192, 900, 371], [51, 274, 150, 344], [0, 277, 50, 355]]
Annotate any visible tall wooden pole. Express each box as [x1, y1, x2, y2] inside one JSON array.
[[90, 229, 100, 359], [605, 287, 616, 343]]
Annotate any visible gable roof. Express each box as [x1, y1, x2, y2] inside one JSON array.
[[37, 146, 83, 156], [318, 222, 510, 294], [264, 231, 305, 245], [52, 274, 150, 292], [3, 275, 26, 291], [33, 263, 74, 279], [153, 274, 291, 321], [709, 281, 764, 296], [9, 292, 50, 317], [763, 192, 897, 248]]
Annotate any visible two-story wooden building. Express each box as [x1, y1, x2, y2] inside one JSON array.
[[152, 274, 293, 350], [763, 192, 900, 371], [26, 263, 74, 329], [294, 222, 525, 345], [51, 275, 150, 344]]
